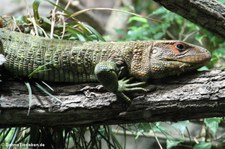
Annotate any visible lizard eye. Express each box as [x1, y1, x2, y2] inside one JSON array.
[[175, 43, 185, 52]]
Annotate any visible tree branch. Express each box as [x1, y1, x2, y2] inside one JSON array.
[[154, 0, 225, 39], [0, 70, 225, 127]]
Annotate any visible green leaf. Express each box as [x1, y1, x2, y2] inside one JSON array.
[[153, 32, 164, 39], [8, 128, 19, 148], [82, 23, 105, 41], [33, 0, 41, 20], [215, 48, 225, 55], [135, 129, 144, 140], [194, 142, 212, 149], [66, 26, 86, 41], [198, 66, 209, 71], [167, 139, 182, 149], [204, 117, 222, 135], [151, 7, 168, 16], [151, 122, 166, 133], [46, 0, 71, 15], [195, 34, 207, 45], [171, 120, 189, 134], [28, 62, 52, 78], [219, 0, 225, 4], [35, 82, 62, 103], [128, 16, 148, 24]]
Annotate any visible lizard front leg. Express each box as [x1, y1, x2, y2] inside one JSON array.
[[94, 61, 146, 103]]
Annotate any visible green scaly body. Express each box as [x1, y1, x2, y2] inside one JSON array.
[[0, 28, 211, 102], [0, 28, 152, 82]]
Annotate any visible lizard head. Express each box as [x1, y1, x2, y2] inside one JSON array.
[[149, 40, 211, 78]]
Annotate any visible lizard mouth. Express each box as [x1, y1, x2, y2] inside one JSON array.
[[164, 53, 211, 65], [177, 54, 211, 64]]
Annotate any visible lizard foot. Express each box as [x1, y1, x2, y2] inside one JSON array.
[[117, 78, 147, 103]]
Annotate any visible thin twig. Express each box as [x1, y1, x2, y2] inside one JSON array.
[[151, 126, 164, 149], [50, 0, 59, 39], [179, 20, 186, 40], [64, 0, 72, 10], [182, 31, 198, 42], [71, 7, 161, 23]]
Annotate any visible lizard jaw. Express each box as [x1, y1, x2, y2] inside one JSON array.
[[152, 57, 208, 78], [176, 54, 211, 64], [164, 52, 211, 66]]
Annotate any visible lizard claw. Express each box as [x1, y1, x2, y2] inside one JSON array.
[[117, 78, 146, 102], [118, 78, 146, 92]]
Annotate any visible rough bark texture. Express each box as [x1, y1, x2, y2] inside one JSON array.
[[1, 0, 225, 127], [154, 0, 225, 39], [0, 70, 225, 127]]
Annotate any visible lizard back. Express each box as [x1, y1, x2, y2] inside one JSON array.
[[0, 29, 129, 83]]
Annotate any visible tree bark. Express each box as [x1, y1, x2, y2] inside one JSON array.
[[154, 0, 225, 39], [0, 70, 225, 127]]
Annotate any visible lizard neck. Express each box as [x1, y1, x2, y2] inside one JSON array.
[[121, 41, 153, 80]]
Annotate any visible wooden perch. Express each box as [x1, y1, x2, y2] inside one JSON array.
[[0, 70, 225, 127], [154, 0, 225, 39]]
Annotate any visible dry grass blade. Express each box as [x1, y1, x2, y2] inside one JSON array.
[[25, 82, 32, 116], [71, 7, 161, 23]]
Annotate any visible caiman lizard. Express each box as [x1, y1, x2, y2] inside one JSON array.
[[0, 28, 211, 102]]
